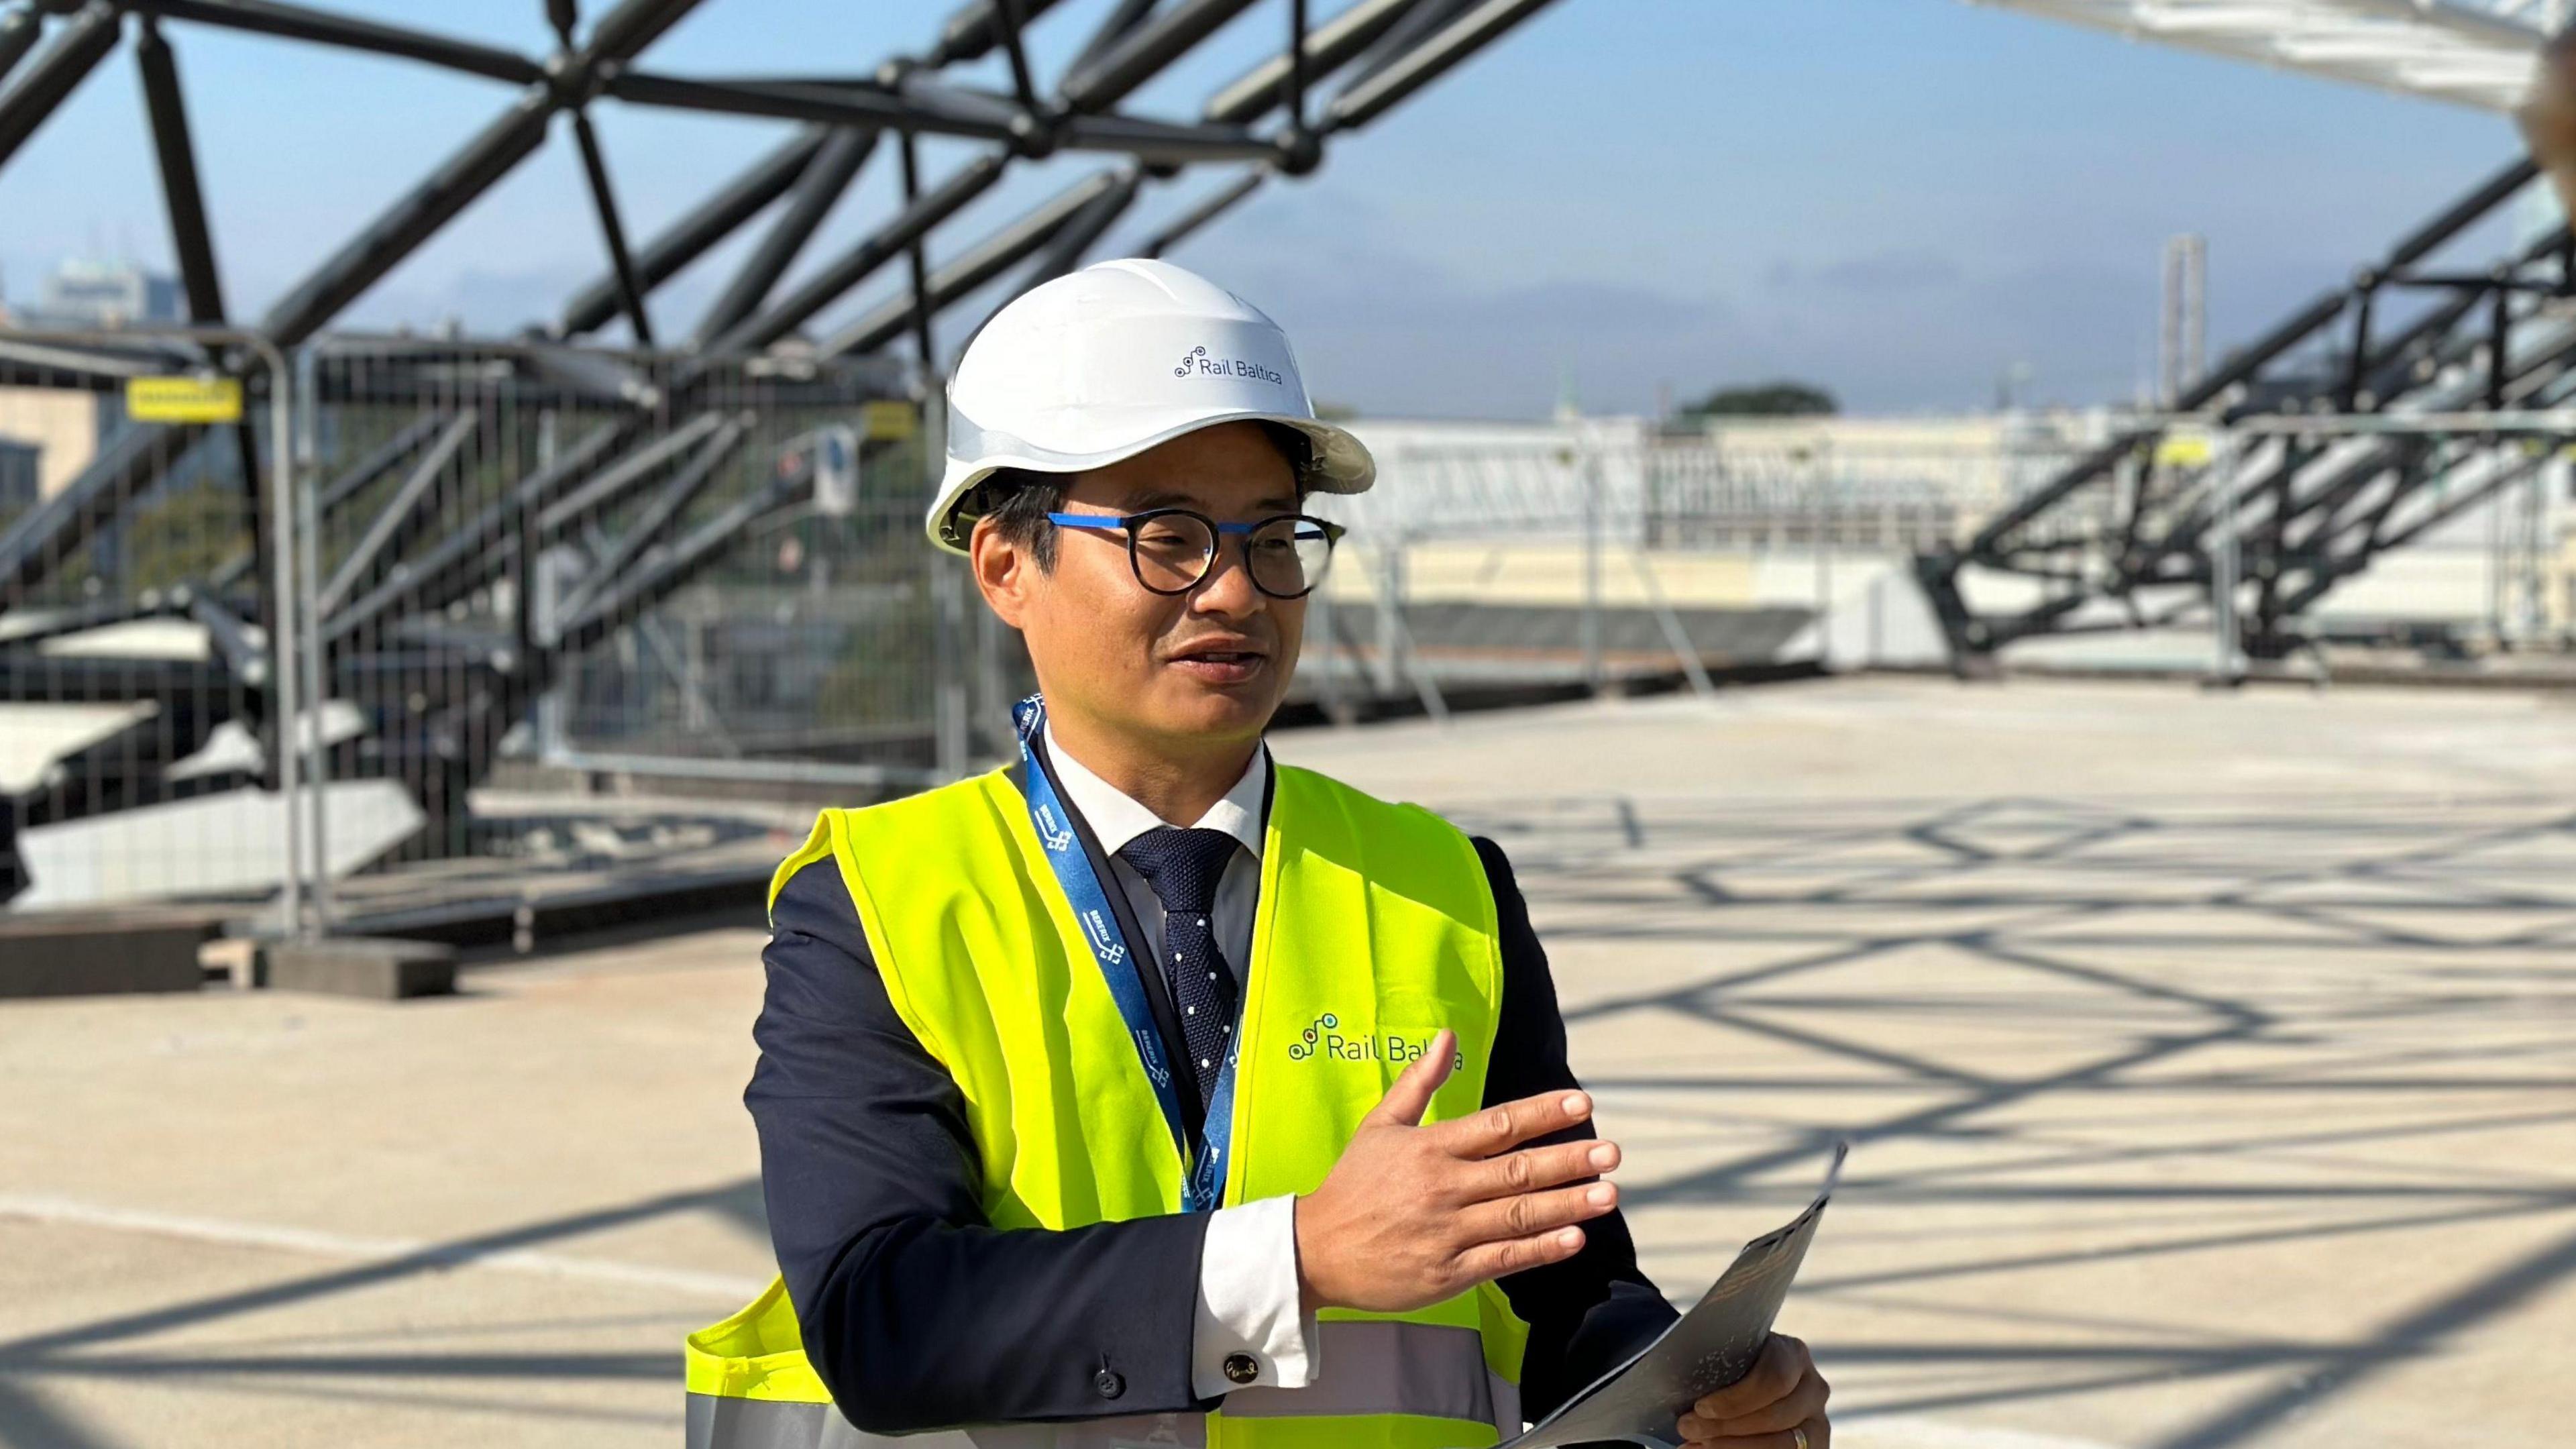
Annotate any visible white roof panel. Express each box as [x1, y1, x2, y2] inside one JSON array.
[[1967, 0, 2551, 110]]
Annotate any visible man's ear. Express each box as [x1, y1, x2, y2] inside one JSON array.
[[969, 515, 1032, 629]]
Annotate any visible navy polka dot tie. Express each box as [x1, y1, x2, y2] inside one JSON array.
[[1117, 826, 1242, 1112]]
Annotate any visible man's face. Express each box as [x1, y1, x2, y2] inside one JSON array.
[[972, 421, 1307, 756]]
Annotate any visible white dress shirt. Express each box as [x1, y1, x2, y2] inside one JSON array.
[[1042, 726, 1320, 1399]]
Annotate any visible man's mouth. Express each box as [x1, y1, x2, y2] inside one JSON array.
[[1168, 643, 1269, 682]]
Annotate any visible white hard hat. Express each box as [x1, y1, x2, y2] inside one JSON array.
[[924, 257, 1373, 553]]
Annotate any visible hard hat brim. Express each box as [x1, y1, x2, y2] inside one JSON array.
[[925, 409, 1373, 555]]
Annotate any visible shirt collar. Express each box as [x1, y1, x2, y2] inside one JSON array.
[[1042, 723, 1269, 861]]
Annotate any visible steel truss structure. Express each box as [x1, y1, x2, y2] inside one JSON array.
[[1915, 157, 2576, 672], [0, 0, 1564, 908]]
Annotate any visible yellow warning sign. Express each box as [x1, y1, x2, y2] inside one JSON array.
[[2153, 430, 2213, 468], [861, 400, 916, 441], [126, 375, 243, 424]]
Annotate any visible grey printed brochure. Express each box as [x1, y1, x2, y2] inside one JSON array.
[[1499, 1142, 1849, 1449]]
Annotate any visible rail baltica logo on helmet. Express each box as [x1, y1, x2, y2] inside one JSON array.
[[1174, 344, 1285, 385], [1289, 1012, 1464, 1069]]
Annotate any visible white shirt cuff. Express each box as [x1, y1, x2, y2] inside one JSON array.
[[1192, 1195, 1320, 1397]]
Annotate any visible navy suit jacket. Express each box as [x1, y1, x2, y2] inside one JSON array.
[[746, 751, 1676, 1434]]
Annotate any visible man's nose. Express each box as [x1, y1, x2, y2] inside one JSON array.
[[1188, 537, 1264, 619]]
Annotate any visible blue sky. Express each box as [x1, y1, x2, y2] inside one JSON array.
[[0, 0, 2520, 415]]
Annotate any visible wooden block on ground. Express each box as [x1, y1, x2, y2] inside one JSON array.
[[0, 910, 218, 998], [264, 937, 457, 1000]]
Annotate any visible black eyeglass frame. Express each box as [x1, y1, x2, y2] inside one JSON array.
[[1044, 507, 1348, 600]]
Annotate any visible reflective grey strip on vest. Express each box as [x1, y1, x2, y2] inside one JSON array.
[[688, 1322, 1514, 1448], [1227, 1320, 1514, 1433], [688, 1399, 1209, 1449]]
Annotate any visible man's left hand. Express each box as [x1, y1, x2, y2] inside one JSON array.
[[1674, 1334, 1829, 1449]]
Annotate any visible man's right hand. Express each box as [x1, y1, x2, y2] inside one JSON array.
[[1294, 1029, 1621, 1313]]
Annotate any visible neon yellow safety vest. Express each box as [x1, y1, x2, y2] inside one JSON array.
[[687, 761, 1529, 1449]]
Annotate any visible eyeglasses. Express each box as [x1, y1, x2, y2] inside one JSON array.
[[1046, 508, 1346, 599]]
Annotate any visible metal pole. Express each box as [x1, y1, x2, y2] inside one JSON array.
[[1580, 442, 1603, 693], [2208, 434, 2243, 688], [293, 343, 332, 932], [1628, 546, 1716, 702], [250, 333, 304, 937], [1373, 542, 1403, 696], [1813, 442, 1833, 671]]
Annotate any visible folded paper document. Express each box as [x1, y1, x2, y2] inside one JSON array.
[[1500, 1142, 1848, 1449]]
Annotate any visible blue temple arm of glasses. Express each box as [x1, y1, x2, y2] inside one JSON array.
[[1044, 513, 1336, 539]]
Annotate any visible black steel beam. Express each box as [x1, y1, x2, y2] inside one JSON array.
[[2385, 157, 2538, 272], [537, 410, 725, 533], [553, 416, 744, 623], [583, 0, 709, 66], [1061, 0, 1260, 113], [556, 458, 808, 653], [708, 152, 1006, 355], [1142, 170, 1262, 257], [924, 0, 1073, 68], [0, 423, 197, 606], [823, 168, 1127, 357], [186, 592, 265, 686], [0, 1, 118, 171], [325, 419, 625, 644], [990, 0, 1038, 115], [1207, 0, 1415, 123], [315, 410, 480, 616], [1014, 168, 1140, 292], [1057, 111, 1275, 164], [1064, 0, 1155, 89], [124, 0, 545, 85], [897, 127, 936, 368], [259, 93, 553, 346], [559, 126, 828, 337], [0, 594, 189, 652], [691, 124, 877, 347], [568, 107, 655, 346], [0, 336, 205, 389], [315, 412, 450, 517], [259, 0, 706, 346], [0, 5, 43, 92], [523, 345, 659, 407], [603, 70, 1018, 142], [1330, 0, 1561, 131], [134, 19, 227, 325], [1337, 0, 1471, 97]]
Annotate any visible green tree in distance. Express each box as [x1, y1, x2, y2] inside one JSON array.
[[1684, 381, 1837, 417]]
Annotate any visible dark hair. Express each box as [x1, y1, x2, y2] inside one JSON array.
[[954, 422, 1317, 570]]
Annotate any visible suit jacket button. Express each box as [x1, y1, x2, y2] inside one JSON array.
[[1093, 1368, 1124, 1399], [1222, 1352, 1260, 1386]]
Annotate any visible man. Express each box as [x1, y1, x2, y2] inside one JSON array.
[[686, 259, 1833, 1449]]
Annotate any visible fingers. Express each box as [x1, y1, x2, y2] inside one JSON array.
[[1690, 1336, 1815, 1423], [1457, 1179, 1619, 1244], [1359, 1028, 1458, 1128], [1464, 1138, 1621, 1203], [1435, 1086, 1595, 1158], [1676, 1417, 1827, 1449], [1682, 1366, 1827, 1439], [1447, 1224, 1588, 1286]]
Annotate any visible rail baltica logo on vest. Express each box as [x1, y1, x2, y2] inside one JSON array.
[[1287, 1012, 1462, 1069], [1173, 344, 1285, 385]]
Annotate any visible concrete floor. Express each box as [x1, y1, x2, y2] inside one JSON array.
[[3, 676, 2573, 1448]]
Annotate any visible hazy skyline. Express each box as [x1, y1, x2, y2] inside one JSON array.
[[0, 0, 2521, 417]]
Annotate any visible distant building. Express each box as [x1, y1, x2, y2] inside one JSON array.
[[22, 258, 183, 329]]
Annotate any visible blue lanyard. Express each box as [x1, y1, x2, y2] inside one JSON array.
[[1012, 694, 1238, 1214]]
